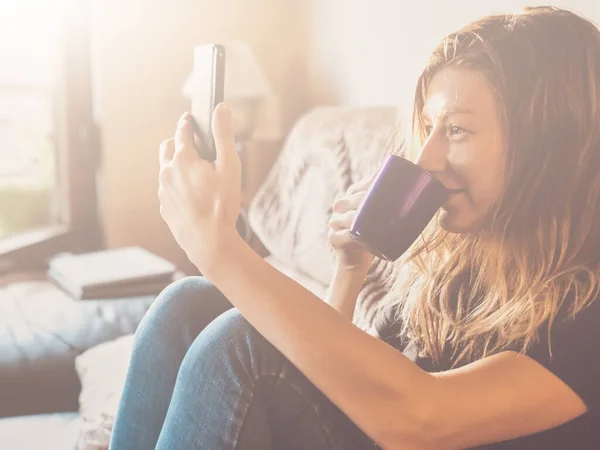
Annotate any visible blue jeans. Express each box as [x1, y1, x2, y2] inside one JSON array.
[[109, 276, 378, 449]]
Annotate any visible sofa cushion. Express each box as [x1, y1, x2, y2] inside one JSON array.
[[248, 106, 399, 285], [0, 277, 154, 418], [74, 334, 135, 450], [0, 412, 80, 450], [248, 106, 401, 331]]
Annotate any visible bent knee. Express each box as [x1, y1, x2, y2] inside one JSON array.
[[192, 308, 271, 359], [178, 309, 259, 370], [136, 276, 229, 335], [159, 276, 226, 314], [178, 308, 289, 387]]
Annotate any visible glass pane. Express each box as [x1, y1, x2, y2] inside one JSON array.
[[0, 2, 65, 240]]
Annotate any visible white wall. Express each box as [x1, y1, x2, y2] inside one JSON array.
[[307, 0, 600, 109], [91, 0, 308, 272]]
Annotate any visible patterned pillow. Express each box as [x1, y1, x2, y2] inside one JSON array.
[[74, 334, 134, 450], [248, 106, 402, 332]]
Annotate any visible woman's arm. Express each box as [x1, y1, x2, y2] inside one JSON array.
[[325, 175, 376, 321], [201, 231, 437, 449], [324, 264, 369, 321], [201, 232, 588, 450], [426, 351, 587, 449]]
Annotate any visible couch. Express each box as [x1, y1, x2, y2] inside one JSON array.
[[0, 106, 400, 449], [0, 279, 155, 449]]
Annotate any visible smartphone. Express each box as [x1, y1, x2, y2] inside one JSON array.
[[191, 44, 225, 162]]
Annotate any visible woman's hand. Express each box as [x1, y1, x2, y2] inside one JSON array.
[[158, 103, 242, 273], [328, 178, 375, 272]]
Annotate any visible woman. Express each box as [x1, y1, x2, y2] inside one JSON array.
[[110, 6, 599, 449]]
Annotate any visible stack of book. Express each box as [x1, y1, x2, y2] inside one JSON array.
[[47, 246, 181, 300]]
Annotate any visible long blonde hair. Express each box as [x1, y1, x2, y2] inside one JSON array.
[[389, 6, 600, 368]]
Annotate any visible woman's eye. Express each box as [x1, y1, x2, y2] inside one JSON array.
[[448, 125, 467, 138]]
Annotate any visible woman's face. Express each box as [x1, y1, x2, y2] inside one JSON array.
[[417, 67, 507, 233]]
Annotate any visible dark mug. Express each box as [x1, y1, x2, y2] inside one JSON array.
[[349, 155, 450, 261]]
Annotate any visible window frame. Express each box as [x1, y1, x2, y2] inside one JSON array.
[[0, 0, 102, 274]]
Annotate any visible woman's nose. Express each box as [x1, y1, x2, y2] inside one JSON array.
[[415, 132, 448, 174]]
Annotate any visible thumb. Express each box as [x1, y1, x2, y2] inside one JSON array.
[[212, 102, 239, 174]]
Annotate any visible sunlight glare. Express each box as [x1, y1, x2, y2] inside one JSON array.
[[0, 1, 66, 86]]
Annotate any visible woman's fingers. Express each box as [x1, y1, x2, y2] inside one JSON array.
[[332, 191, 365, 214], [328, 210, 355, 231], [328, 229, 357, 248], [212, 103, 240, 176], [347, 177, 373, 195], [332, 177, 373, 213], [175, 113, 196, 153], [159, 138, 175, 166]]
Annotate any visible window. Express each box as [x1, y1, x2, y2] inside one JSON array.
[[0, 1, 102, 274]]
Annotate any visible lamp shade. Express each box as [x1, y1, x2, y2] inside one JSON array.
[[183, 41, 272, 100], [182, 41, 282, 141]]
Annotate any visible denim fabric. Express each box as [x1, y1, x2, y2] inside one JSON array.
[[109, 276, 378, 450]]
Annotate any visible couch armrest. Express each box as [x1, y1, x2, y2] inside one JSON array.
[[0, 278, 154, 418]]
